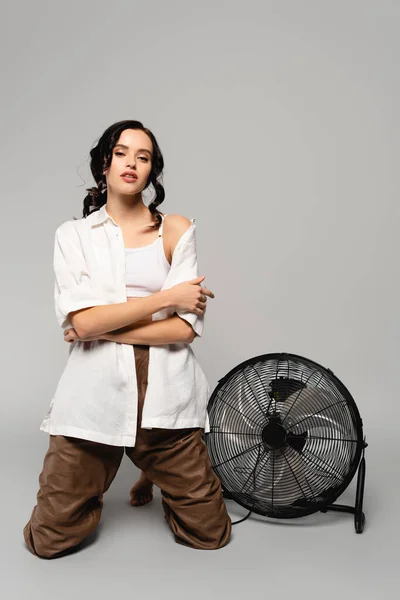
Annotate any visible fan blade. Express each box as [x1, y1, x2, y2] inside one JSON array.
[[249, 447, 312, 506], [280, 388, 351, 438], [269, 377, 307, 403], [286, 430, 307, 453]]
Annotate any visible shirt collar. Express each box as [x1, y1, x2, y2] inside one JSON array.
[[88, 203, 118, 227], [87, 204, 196, 251]]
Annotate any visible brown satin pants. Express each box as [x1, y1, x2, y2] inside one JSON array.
[[23, 344, 231, 558]]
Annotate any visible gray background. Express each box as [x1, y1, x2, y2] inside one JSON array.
[[1, 0, 398, 598]]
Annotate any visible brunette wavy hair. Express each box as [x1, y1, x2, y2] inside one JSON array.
[[77, 119, 165, 229]]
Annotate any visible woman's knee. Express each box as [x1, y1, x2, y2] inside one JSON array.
[[162, 493, 232, 550], [23, 517, 63, 559], [172, 514, 232, 550], [23, 500, 101, 559]]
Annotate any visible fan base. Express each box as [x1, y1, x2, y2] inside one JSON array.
[[222, 442, 367, 533]]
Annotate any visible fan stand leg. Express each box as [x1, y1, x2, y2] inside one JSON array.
[[354, 455, 366, 534], [319, 442, 367, 534]]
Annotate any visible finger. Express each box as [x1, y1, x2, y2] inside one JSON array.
[[200, 287, 215, 298], [192, 304, 203, 314]]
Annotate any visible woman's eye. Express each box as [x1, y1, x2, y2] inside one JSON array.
[[114, 152, 148, 162]]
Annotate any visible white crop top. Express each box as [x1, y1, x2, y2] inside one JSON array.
[[125, 214, 171, 298]]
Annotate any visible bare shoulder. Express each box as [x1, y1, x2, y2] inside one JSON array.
[[163, 213, 192, 232], [162, 214, 194, 260]]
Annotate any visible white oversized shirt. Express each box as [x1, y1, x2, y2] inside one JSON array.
[[40, 204, 211, 446]]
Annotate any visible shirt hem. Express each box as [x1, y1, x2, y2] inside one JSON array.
[[39, 423, 137, 447], [140, 417, 208, 430]]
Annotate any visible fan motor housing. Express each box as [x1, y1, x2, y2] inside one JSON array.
[[262, 417, 287, 450]]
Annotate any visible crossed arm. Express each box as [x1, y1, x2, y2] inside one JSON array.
[[64, 313, 196, 346]]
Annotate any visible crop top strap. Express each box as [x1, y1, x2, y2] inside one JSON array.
[[158, 214, 167, 237]]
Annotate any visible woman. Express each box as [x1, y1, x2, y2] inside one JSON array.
[[23, 119, 232, 558]]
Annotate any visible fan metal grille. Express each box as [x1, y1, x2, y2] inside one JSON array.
[[206, 353, 364, 518]]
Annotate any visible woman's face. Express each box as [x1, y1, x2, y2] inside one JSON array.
[[103, 128, 153, 195]]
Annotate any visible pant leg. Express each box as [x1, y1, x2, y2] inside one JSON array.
[[23, 434, 124, 558], [125, 344, 232, 550]]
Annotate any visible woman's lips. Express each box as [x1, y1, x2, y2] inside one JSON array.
[[121, 175, 138, 183]]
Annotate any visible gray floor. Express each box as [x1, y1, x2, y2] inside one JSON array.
[[2, 428, 397, 599]]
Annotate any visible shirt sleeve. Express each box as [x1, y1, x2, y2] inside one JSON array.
[[172, 222, 205, 338], [53, 222, 105, 330]]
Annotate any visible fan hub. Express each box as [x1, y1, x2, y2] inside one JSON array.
[[262, 421, 287, 449]]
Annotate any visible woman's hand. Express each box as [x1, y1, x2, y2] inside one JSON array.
[[64, 328, 78, 343], [167, 275, 215, 315], [64, 328, 102, 343]]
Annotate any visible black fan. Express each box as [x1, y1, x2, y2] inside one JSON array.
[[206, 352, 367, 533]]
